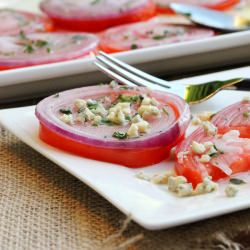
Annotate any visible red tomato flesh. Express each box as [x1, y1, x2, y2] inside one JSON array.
[[175, 129, 250, 187], [39, 122, 172, 167]]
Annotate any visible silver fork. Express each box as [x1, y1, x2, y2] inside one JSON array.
[[94, 51, 244, 105]]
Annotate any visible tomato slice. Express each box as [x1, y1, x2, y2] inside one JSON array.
[[35, 85, 190, 167], [175, 100, 250, 186], [154, 0, 240, 14], [212, 100, 250, 138], [0, 9, 54, 35], [175, 128, 250, 187], [99, 19, 214, 53], [0, 32, 99, 70], [40, 0, 156, 32]]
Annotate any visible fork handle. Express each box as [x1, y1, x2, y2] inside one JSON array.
[[233, 78, 250, 91]]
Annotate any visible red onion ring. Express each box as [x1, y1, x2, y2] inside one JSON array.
[[0, 32, 99, 69], [36, 85, 190, 150]]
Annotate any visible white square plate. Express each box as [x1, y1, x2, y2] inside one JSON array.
[[1, 0, 250, 102], [1, 68, 250, 230]]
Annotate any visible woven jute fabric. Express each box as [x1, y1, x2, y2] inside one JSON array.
[[1, 125, 250, 250]]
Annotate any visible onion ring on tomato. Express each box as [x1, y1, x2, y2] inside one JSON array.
[[212, 100, 250, 138], [35, 85, 190, 167], [0, 9, 54, 35], [0, 32, 99, 70], [175, 100, 250, 186], [40, 0, 156, 32], [99, 19, 214, 53]]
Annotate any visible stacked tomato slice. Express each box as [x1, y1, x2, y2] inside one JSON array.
[[175, 100, 250, 187], [40, 0, 156, 32]]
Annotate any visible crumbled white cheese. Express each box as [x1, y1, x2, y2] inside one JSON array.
[[60, 114, 74, 125], [151, 171, 174, 185], [225, 184, 238, 197], [168, 176, 188, 192], [108, 102, 131, 125], [136, 120, 150, 133], [135, 171, 175, 184], [127, 120, 150, 138], [92, 103, 108, 117], [109, 80, 118, 88], [198, 111, 214, 121], [202, 121, 217, 136], [127, 124, 139, 138], [117, 110, 126, 124], [198, 154, 211, 163], [76, 112, 86, 123], [135, 171, 151, 181], [93, 115, 102, 126], [74, 99, 87, 111], [176, 183, 193, 197], [141, 97, 159, 106], [191, 141, 206, 154], [138, 105, 161, 119], [132, 114, 143, 123], [141, 97, 151, 105], [194, 177, 218, 194], [87, 99, 97, 106], [177, 151, 188, 164], [107, 110, 126, 125], [204, 141, 214, 150], [85, 107, 96, 121], [192, 116, 202, 126]]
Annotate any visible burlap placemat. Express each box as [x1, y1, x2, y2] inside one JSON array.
[[1, 125, 250, 250]]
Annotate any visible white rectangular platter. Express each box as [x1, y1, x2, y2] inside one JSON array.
[[1, 0, 250, 103], [1, 68, 250, 230]]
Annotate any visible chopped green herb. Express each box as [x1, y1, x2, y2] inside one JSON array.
[[125, 115, 131, 121], [162, 107, 169, 115], [119, 86, 132, 90], [100, 118, 113, 126], [131, 44, 138, 50], [35, 40, 48, 47], [78, 107, 85, 114], [47, 47, 52, 53], [19, 30, 27, 40], [59, 109, 72, 115], [113, 131, 127, 140], [152, 34, 166, 40], [72, 35, 86, 42], [23, 44, 34, 53], [87, 101, 98, 110], [118, 94, 142, 103], [229, 178, 246, 185], [209, 152, 219, 158]]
